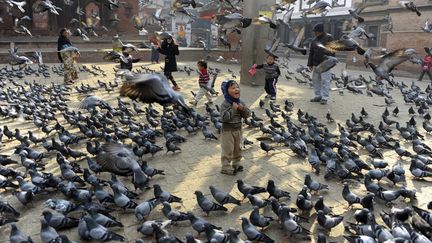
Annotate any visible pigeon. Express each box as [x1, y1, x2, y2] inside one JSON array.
[[10, 223, 33, 243], [237, 179, 267, 199], [247, 194, 269, 208], [304, 174, 329, 193], [194, 190, 228, 215], [120, 73, 190, 112], [112, 185, 137, 209], [367, 48, 419, 85], [296, 194, 313, 213], [260, 141, 275, 153], [0, 201, 20, 217], [135, 198, 160, 221], [154, 184, 182, 203], [285, 26, 307, 55], [89, 210, 123, 228], [342, 182, 361, 207], [314, 196, 333, 215], [209, 186, 241, 205], [137, 220, 171, 237], [162, 202, 189, 222], [241, 217, 274, 243], [42, 210, 79, 230], [317, 210, 343, 230], [83, 216, 125, 242], [400, 1, 421, 16], [266, 180, 290, 200], [250, 206, 273, 229], [40, 218, 61, 243], [348, 2, 367, 23]]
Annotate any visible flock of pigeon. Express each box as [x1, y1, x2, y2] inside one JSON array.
[[1, 1, 432, 243], [0, 53, 432, 243]]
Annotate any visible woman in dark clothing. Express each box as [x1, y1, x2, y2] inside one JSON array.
[[57, 28, 79, 84], [57, 28, 72, 63], [157, 36, 180, 91]]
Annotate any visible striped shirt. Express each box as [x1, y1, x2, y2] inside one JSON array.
[[256, 63, 281, 80], [198, 68, 210, 86]]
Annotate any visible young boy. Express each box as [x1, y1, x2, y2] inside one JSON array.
[[190, 60, 212, 106], [220, 80, 251, 175], [120, 46, 140, 71], [253, 54, 281, 100]]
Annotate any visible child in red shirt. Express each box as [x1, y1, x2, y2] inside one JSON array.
[[419, 47, 432, 81], [190, 60, 213, 106]]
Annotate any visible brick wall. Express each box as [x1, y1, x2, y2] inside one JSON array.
[[0, 0, 140, 37]]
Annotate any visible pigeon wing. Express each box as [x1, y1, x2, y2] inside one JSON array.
[[323, 40, 344, 52], [378, 49, 409, 72], [95, 143, 137, 175], [120, 73, 175, 104], [293, 26, 305, 46]]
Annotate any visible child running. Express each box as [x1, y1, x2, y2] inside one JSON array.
[[190, 60, 212, 106], [253, 54, 281, 100]]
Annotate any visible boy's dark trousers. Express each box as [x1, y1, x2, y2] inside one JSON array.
[[264, 78, 278, 96], [418, 71, 432, 81]]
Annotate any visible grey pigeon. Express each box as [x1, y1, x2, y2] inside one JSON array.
[[317, 210, 343, 230], [210, 186, 241, 205], [247, 194, 269, 208], [40, 218, 61, 243], [162, 202, 189, 222], [187, 211, 221, 235], [237, 179, 266, 199], [342, 182, 361, 207], [89, 211, 123, 228], [83, 216, 125, 242], [249, 206, 273, 229], [112, 185, 137, 209], [42, 210, 79, 230], [120, 73, 190, 112], [241, 217, 274, 243], [226, 228, 250, 243], [137, 220, 171, 237], [135, 198, 160, 221], [195, 190, 228, 215], [10, 223, 33, 243], [154, 184, 182, 203], [304, 174, 329, 193], [266, 180, 290, 200]]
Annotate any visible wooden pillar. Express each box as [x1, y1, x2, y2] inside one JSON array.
[[239, 0, 277, 86]]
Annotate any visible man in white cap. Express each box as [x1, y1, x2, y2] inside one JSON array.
[[307, 23, 334, 105]]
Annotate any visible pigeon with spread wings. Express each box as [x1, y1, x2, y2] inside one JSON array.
[[302, 1, 331, 17], [285, 26, 307, 55], [348, 26, 375, 40], [421, 18, 432, 33], [218, 12, 252, 30], [34, 0, 62, 15], [367, 48, 420, 85], [319, 35, 366, 55], [400, 1, 421, 16], [265, 34, 280, 58], [348, 1, 367, 23], [120, 73, 190, 113], [277, 6, 294, 28]]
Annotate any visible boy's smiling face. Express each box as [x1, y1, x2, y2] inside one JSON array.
[[228, 82, 240, 99]]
